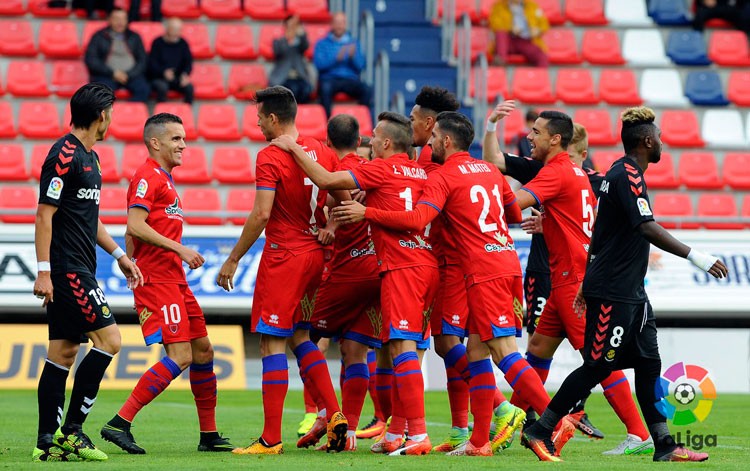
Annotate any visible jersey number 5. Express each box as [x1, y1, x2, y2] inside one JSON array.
[[470, 184, 507, 233], [581, 189, 594, 237]]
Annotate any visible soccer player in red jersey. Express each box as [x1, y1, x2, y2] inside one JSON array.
[[333, 112, 552, 457], [100, 113, 233, 454], [521, 106, 728, 462], [272, 112, 438, 456], [215, 86, 348, 455]]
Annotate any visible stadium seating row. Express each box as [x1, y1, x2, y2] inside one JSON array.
[[0, 0, 331, 22]]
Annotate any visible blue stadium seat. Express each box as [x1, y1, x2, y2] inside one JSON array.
[[666, 30, 710, 65], [685, 71, 729, 106], [649, 0, 691, 26]]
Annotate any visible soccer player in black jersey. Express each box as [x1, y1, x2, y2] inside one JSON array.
[[32, 83, 143, 462], [520, 106, 728, 462]]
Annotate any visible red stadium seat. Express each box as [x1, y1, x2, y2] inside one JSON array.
[[212, 147, 255, 184], [556, 68, 598, 105], [455, 26, 491, 61], [0, 20, 35, 56], [722, 153, 750, 190], [573, 109, 616, 145], [510, 67, 555, 104], [226, 188, 256, 225], [161, 0, 201, 19], [708, 30, 750, 66], [182, 22, 213, 59], [51, 61, 88, 97], [591, 150, 620, 173], [201, 0, 244, 19], [599, 69, 641, 105], [697, 193, 742, 230], [172, 147, 210, 184], [652, 192, 697, 229], [728, 71, 750, 107], [182, 188, 223, 225], [244, 0, 287, 20], [109, 102, 148, 141], [198, 104, 241, 141], [0, 0, 25, 16], [305, 23, 330, 59], [0, 144, 29, 182], [242, 105, 265, 141], [7, 61, 50, 97], [297, 104, 327, 140], [566, 0, 608, 25], [659, 110, 704, 148], [228, 64, 268, 99], [288, 0, 331, 22], [501, 107, 525, 144], [121, 144, 148, 180], [644, 152, 678, 189], [96, 145, 121, 183], [742, 195, 750, 227], [678, 152, 722, 189], [581, 29, 625, 65], [216, 24, 256, 60], [129, 22, 164, 52], [0, 102, 17, 138], [31, 145, 50, 181], [0, 185, 37, 223], [441, 0, 479, 21], [153, 102, 197, 140], [39, 20, 82, 58], [191, 63, 228, 100], [19, 102, 61, 139], [28, 0, 70, 17], [257, 24, 285, 60], [545, 29, 582, 64], [470, 66, 507, 102], [99, 187, 128, 225], [534, 0, 565, 25], [332, 105, 373, 138], [82, 21, 107, 50]]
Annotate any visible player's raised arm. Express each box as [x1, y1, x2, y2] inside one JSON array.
[[272, 134, 356, 190], [332, 198, 439, 232], [482, 100, 515, 172]]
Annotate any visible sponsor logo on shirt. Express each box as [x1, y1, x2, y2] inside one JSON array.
[[398, 235, 432, 250], [637, 198, 652, 216], [165, 198, 184, 219], [485, 231, 515, 253], [77, 187, 100, 204], [102, 306, 111, 318], [349, 241, 376, 258], [136, 178, 148, 198], [46, 177, 63, 199]]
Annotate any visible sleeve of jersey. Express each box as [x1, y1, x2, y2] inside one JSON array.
[[127, 171, 157, 212], [615, 171, 655, 228], [38, 144, 73, 207], [521, 164, 561, 207], [501, 178, 522, 223], [255, 149, 280, 191], [348, 159, 385, 191], [365, 204, 437, 232], [504, 154, 543, 184]]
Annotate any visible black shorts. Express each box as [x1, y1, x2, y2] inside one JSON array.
[[523, 270, 551, 335], [582, 297, 660, 371], [47, 272, 116, 342]]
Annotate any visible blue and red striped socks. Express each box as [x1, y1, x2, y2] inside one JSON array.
[[511, 352, 552, 412], [190, 362, 217, 432], [366, 351, 384, 421], [342, 363, 369, 430], [119, 356, 182, 422], [293, 341, 340, 419], [601, 370, 650, 440], [374, 367, 393, 421], [393, 351, 426, 437], [468, 359, 496, 447], [261, 354, 288, 445], [443, 344, 470, 429], [498, 352, 550, 415]]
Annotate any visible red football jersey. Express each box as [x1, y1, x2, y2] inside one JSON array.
[[521, 151, 595, 287], [348, 153, 437, 272], [127, 158, 186, 284], [255, 136, 338, 254], [328, 153, 379, 281], [418, 152, 522, 285], [416, 144, 452, 266]]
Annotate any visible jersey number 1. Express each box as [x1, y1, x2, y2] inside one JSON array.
[[399, 187, 431, 237]]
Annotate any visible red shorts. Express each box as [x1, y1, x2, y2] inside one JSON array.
[[431, 264, 469, 338], [381, 265, 438, 343], [134, 283, 207, 346], [251, 248, 324, 337], [466, 276, 523, 342], [312, 277, 382, 348], [534, 282, 585, 350]]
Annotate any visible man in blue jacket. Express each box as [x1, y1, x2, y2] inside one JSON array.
[[313, 12, 372, 118]]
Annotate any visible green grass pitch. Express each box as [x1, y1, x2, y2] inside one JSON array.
[[1, 390, 745, 469]]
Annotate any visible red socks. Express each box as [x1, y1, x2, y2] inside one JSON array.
[[119, 356, 182, 422], [342, 363, 369, 430], [511, 352, 552, 412], [261, 354, 288, 445], [190, 362, 217, 432], [367, 351, 384, 421], [601, 370, 650, 440], [468, 359, 496, 447], [446, 366, 469, 428], [498, 352, 550, 415], [374, 367, 393, 421], [393, 351, 426, 437], [303, 383, 317, 414]]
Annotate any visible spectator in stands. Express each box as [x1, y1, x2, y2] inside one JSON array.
[[270, 14, 313, 104], [85, 8, 150, 103], [148, 18, 194, 104], [489, 0, 549, 67], [693, 0, 750, 38], [129, 0, 162, 22], [313, 12, 372, 118], [512, 109, 538, 157]]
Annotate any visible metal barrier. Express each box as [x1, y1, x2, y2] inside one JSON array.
[[456, 13, 472, 104], [374, 50, 390, 117], [473, 53, 489, 143], [359, 10, 375, 86]]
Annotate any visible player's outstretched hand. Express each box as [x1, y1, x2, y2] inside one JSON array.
[[33, 273, 54, 307], [117, 256, 144, 290], [318, 227, 335, 245], [216, 259, 238, 292], [180, 246, 205, 270], [708, 258, 728, 279], [687, 249, 729, 279], [270, 134, 297, 152], [488, 100, 516, 123], [331, 200, 366, 224], [521, 207, 543, 234], [573, 284, 586, 318]]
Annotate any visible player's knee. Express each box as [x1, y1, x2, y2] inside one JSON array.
[[583, 364, 611, 383], [192, 343, 214, 365]]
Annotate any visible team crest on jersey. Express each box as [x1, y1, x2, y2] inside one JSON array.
[[47, 177, 63, 199], [606, 349, 616, 362], [136, 179, 148, 198], [102, 306, 111, 318], [169, 324, 179, 334], [637, 198, 652, 216]]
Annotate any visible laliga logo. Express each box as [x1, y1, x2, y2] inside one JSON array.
[[655, 362, 717, 426]]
